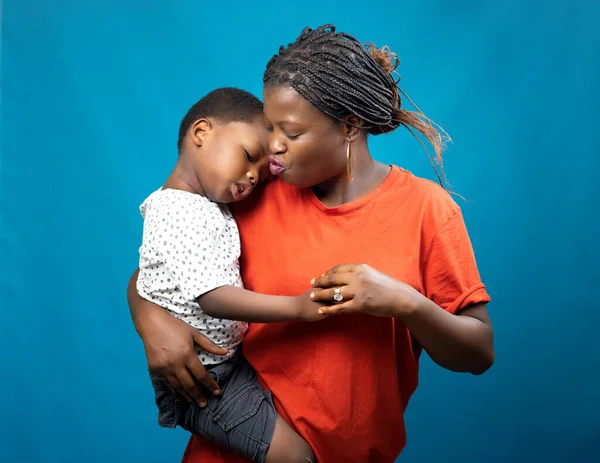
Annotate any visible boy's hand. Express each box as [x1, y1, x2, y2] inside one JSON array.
[[294, 290, 329, 322]]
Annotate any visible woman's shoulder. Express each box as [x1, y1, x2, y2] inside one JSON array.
[[387, 166, 462, 232], [392, 166, 459, 210]]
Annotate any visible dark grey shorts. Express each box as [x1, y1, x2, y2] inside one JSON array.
[[150, 350, 276, 462]]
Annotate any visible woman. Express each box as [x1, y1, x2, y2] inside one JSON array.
[[128, 24, 494, 462]]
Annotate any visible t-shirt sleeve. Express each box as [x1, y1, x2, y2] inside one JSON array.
[[422, 209, 491, 314], [140, 195, 240, 301]]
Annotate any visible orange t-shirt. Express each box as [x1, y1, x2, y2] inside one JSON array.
[[182, 166, 490, 463]]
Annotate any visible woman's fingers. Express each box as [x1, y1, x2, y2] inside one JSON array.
[[187, 355, 221, 396], [321, 264, 361, 277], [192, 331, 228, 357], [318, 300, 356, 315], [310, 285, 352, 303], [165, 374, 194, 404], [177, 367, 209, 408], [311, 272, 353, 288]]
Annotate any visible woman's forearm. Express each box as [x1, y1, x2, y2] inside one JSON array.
[[400, 297, 494, 375], [127, 269, 163, 338]]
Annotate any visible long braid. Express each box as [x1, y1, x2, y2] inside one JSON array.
[[264, 24, 451, 189]]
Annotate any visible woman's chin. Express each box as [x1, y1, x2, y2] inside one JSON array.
[[276, 169, 311, 188], [280, 174, 308, 188]]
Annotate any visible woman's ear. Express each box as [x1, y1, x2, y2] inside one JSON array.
[[343, 114, 362, 142]]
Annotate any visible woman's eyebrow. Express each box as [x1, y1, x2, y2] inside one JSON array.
[[278, 120, 305, 128]]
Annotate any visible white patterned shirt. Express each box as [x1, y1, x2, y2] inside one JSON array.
[[136, 188, 247, 365]]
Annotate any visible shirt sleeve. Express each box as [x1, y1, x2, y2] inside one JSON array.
[[140, 193, 241, 301], [422, 209, 491, 314]]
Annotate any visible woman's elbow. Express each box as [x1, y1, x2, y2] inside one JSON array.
[[471, 347, 495, 375], [471, 331, 495, 375]]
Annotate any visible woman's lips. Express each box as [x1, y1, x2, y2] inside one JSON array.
[[269, 156, 286, 176]]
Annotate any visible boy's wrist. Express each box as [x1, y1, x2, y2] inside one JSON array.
[[291, 295, 308, 321]]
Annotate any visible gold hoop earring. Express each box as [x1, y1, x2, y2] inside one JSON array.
[[346, 140, 354, 182]]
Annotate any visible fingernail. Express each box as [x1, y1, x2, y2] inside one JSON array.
[[310, 278, 315, 285], [199, 400, 207, 408], [310, 292, 315, 299], [318, 308, 323, 314], [213, 389, 220, 396]]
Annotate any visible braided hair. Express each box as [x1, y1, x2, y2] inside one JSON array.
[[263, 24, 450, 187]]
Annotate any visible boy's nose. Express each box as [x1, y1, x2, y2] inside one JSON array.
[[247, 170, 258, 186]]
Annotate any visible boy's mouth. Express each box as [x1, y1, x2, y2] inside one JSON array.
[[231, 182, 253, 201]]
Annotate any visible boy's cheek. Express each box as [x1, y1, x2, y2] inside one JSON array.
[[259, 172, 276, 185]]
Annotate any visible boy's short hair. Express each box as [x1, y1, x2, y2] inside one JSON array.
[[177, 88, 263, 151]]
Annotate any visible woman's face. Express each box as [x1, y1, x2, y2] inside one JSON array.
[[263, 85, 348, 188]]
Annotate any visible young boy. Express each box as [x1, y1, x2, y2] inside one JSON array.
[[136, 88, 322, 463]]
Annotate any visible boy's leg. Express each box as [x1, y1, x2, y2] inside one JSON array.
[[179, 351, 275, 462], [265, 414, 314, 463], [150, 373, 188, 428], [151, 350, 314, 463]]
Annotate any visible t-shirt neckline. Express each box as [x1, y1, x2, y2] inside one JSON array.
[[301, 165, 401, 216]]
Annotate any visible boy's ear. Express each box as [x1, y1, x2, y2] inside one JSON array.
[[190, 118, 212, 146]]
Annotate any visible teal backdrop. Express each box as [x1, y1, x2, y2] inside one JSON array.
[[1, 1, 599, 462]]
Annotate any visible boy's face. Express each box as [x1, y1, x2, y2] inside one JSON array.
[[190, 116, 271, 203]]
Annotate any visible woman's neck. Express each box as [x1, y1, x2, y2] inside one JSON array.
[[312, 146, 391, 208]]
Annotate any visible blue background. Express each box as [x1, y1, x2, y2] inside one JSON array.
[[1, 1, 599, 462]]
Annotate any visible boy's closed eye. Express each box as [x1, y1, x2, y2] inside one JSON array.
[[244, 149, 256, 163]]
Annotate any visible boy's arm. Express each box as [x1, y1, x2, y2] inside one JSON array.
[[197, 286, 325, 323], [139, 194, 324, 323]]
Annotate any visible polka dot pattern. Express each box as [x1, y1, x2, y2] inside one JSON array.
[[136, 189, 248, 365]]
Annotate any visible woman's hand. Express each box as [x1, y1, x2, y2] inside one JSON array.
[[310, 264, 495, 374], [309, 264, 422, 318], [127, 271, 227, 407]]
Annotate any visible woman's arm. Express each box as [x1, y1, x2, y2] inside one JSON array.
[[400, 300, 493, 375], [310, 264, 494, 375], [127, 270, 226, 407]]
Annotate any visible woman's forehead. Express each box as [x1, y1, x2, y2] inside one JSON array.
[[263, 86, 321, 123]]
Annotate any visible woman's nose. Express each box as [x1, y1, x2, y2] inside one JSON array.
[[269, 134, 286, 155]]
